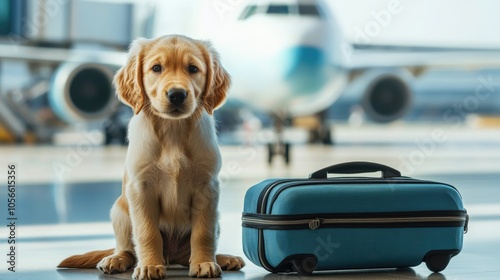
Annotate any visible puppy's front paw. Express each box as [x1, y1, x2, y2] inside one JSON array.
[[97, 254, 132, 274], [133, 265, 166, 280], [216, 254, 245, 271], [189, 262, 222, 278]]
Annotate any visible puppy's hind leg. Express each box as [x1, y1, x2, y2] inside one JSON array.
[[97, 198, 136, 274]]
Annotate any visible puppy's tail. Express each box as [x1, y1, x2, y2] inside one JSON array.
[[58, 248, 114, 268]]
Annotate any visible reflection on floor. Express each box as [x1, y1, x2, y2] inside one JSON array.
[[1, 125, 500, 279]]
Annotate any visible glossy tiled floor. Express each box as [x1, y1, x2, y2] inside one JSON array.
[[0, 125, 499, 280]]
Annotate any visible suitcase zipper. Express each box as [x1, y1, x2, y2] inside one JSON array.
[[242, 211, 468, 230]]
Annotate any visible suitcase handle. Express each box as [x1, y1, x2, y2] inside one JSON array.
[[309, 161, 401, 179]]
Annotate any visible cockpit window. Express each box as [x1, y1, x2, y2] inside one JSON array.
[[239, 5, 258, 20], [298, 4, 321, 17], [267, 5, 289, 14], [238, 3, 323, 20]]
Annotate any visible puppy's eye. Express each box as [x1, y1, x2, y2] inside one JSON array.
[[188, 65, 198, 74], [152, 65, 162, 73]]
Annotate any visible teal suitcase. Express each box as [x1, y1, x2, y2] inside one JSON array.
[[242, 162, 468, 275]]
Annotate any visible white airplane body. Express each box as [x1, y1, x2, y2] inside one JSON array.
[[205, 0, 349, 117]]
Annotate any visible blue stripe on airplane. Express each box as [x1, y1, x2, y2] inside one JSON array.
[[280, 46, 327, 94]]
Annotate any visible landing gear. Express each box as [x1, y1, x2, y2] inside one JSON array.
[[268, 142, 290, 164], [267, 113, 291, 165], [307, 110, 333, 145], [308, 125, 333, 145], [104, 123, 127, 145], [266, 110, 334, 164], [103, 105, 132, 145]]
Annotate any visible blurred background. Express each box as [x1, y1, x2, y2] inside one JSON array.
[[0, 0, 499, 150], [0, 0, 500, 278]]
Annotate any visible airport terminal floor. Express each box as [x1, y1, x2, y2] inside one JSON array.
[[0, 124, 499, 280]]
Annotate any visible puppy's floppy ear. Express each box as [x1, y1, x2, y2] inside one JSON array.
[[200, 41, 231, 115], [114, 38, 149, 114]]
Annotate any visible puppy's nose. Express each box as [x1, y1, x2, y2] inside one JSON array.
[[167, 89, 187, 106]]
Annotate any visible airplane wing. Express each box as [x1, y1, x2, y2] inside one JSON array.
[[0, 43, 126, 67], [346, 44, 500, 69], [337, 44, 500, 123]]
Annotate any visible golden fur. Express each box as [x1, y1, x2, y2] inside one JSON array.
[[58, 35, 244, 279]]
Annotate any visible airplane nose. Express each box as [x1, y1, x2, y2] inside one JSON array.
[[280, 46, 327, 93]]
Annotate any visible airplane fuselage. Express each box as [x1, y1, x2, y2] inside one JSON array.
[[212, 0, 347, 117]]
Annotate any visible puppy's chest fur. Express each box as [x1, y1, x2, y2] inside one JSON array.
[[127, 111, 220, 232], [156, 146, 193, 227]]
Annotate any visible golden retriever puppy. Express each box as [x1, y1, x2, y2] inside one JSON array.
[[58, 35, 245, 279]]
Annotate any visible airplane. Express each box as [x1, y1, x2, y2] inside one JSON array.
[[1, 0, 500, 163], [177, 0, 500, 163]]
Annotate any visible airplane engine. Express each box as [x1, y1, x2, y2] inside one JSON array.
[[360, 69, 413, 123], [48, 62, 118, 124]]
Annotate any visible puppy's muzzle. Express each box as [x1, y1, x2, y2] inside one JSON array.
[[168, 88, 187, 106]]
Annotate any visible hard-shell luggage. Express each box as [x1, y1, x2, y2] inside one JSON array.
[[242, 162, 468, 275]]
